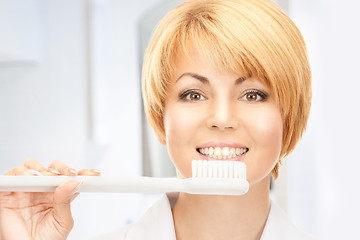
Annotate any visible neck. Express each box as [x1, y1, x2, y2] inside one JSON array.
[[172, 175, 271, 240]]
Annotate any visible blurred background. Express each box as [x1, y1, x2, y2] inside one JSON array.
[[0, 0, 359, 239]]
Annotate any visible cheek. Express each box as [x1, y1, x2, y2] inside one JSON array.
[[163, 106, 199, 176], [253, 113, 283, 147], [164, 107, 194, 145], [245, 107, 283, 183]]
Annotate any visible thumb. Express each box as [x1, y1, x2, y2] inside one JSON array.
[[52, 181, 82, 231]]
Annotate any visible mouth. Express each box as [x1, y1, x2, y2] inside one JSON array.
[[196, 146, 249, 160]]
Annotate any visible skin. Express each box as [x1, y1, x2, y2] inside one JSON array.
[[162, 47, 283, 240], [0, 159, 100, 240]]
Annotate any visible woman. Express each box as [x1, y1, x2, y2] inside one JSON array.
[[0, 0, 316, 239]]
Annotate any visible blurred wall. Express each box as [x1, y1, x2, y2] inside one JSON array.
[[1, 0, 360, 239], [0, 0, 163, 239], [287, 0, 360, 239], [0, 0, 88, 172]]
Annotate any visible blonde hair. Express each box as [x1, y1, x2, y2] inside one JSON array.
[[142, 0, 312, 179]]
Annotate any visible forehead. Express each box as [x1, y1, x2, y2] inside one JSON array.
[[170, 44, 266, 87], [172, 44, 241, 76]]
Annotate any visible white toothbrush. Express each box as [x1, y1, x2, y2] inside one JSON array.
[[0, 160, 249, 195]]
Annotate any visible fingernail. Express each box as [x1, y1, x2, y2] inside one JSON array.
[[67, 168, 77, 175], [69, 181, 83, 196], [26, 169, 43, 176], [48, 168, 61, 175], [70, 192, 80, 202], [90, 169, 101, 174]]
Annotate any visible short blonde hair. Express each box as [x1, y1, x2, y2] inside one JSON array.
[[142, 0, 312, 179]]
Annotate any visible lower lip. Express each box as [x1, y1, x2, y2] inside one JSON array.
[[196, 151, 247, 161]]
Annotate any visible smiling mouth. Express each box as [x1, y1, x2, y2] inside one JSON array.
[[196, 146, 249, 160]]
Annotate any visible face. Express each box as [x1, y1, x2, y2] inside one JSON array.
[[162, 49, 283, 186]]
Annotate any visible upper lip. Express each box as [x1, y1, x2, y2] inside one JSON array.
[[196, 141, 247, 149]]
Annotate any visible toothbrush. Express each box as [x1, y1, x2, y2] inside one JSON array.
[[0, 160, 249, 195]]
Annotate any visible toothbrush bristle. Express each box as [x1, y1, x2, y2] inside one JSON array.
[[192, 160, 246, 180]]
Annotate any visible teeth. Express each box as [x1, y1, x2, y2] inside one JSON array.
[[214, 147, 222, 156], [198, 146, 248, 159], [209, 147, 214, 155], [222, 147, 230, 156]]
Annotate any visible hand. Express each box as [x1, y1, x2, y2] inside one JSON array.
[[0, 158, 101, 240]]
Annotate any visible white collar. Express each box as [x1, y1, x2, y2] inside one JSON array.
[[124, 193, 177, 239], [124, 193, 315, 240], [261, 200, 316, 240]]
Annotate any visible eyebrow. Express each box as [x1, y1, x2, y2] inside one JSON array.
[[176, 72, 247, 85]]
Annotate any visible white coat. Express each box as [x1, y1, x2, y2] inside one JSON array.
[[91, 193, 317, 240]]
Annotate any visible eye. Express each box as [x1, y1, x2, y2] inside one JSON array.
[[179, 90, 206, 102], [240, 90, 268, 102]]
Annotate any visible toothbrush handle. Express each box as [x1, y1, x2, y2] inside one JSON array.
[[81, 176, 183, 193], [0, 176, 184, 193]]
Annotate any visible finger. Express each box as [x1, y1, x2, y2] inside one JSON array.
[[77, 169, 101, 176], [42, 167, 61, 176], [49, 160, 77, 176], [53, 181, 82, 231], [24, 169, 43, 176], [4, 166, 28, 176], [4, 166, 25, 175], [70, 192, 80, 203], [24, 158, 46, 172], [0, 192, 12, 197]]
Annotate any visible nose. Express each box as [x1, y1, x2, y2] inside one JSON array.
[[206, 98, 238, 130]]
